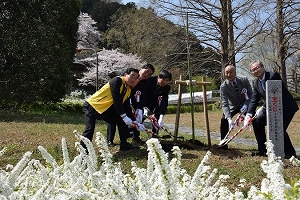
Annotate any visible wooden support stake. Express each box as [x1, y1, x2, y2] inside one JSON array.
[[202, 77, 211, 147], [174, 75, 183, 142], [174, 77, 212, 146]]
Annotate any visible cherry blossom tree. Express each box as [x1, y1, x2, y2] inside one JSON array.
[[77, 48, 144, 88], [77, 12, 101, 49], [75, 13, 144, 89]]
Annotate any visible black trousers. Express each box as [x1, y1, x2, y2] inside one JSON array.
[[107, 123, 116, 142], [252, 112, 296, 157], [81, 101, 130, 149], [220, 108, 240, 140]]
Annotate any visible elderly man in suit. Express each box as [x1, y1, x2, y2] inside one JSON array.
[[219, 65, 253, 149], [244, 60, 298, 158]]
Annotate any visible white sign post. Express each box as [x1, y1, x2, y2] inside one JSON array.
[[266, 80, 284, 161]]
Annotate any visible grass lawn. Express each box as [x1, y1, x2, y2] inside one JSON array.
[[0, 109, 299, 193]]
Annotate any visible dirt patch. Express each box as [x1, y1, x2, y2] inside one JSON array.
[[159, 139, 245, 159], [159, 139, 208, 152]]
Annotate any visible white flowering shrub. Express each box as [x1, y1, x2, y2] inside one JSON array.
[[0, 134, 299, 199]]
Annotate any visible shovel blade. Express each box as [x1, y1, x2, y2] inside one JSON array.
[[218, 139, 228, 146], [161, 135, 172, 139]]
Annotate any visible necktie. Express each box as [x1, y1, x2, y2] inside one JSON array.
[[261, 79, 265, 91], [232, 81, 239, 95]]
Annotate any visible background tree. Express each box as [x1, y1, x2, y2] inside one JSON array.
[[0, 0, 81, 107], [77, 12, 101, 49], [79, 1, 221, 92], [105, 7, 221, 91], [275, 0, 300, 85], [75, 12, 144, 91], [147, 0, 269, 81], [77, 49, 144, 89], [83, 0, 135, 33], [239, 0, 300, 87], [239, 33, 278, 80]]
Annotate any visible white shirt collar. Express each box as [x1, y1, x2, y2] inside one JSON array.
[[260, 73, 266, 81]]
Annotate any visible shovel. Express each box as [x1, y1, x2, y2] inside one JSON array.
[[218, 111, 246, 146]]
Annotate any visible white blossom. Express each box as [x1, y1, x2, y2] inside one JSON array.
[[0, 133, 298, 199], [78, 48, 145, 87], [77, 12, 100, 49]]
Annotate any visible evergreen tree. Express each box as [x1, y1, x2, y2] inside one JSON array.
[[0, 0, 81, 107]]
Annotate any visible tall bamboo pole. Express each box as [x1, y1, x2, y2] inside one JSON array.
[[186, 12, 195, 142]]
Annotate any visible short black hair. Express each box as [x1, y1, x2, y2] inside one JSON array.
[[108, 71, 120, 79], [158, 70, 172, 81], [123, 67, 139, 75], [142, 63, 155, 74]]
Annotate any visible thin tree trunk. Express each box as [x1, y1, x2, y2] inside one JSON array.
[[227, 0, 235, 65], [220, 0, 229, 81], [276, 0, 287, 85]]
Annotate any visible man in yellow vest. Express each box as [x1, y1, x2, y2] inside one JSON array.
[[81, 68, 145, 151]]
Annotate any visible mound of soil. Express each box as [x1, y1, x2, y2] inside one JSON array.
[[159, 139, 208, 152], [159, 139, 244, 159]]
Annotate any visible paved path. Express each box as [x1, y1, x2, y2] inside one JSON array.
[[145, 122, 300, 155]]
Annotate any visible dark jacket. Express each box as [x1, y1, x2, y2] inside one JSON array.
[[130, 79, 150, 110], [248, 71, 298, 117], [146, 76, 170, 115]]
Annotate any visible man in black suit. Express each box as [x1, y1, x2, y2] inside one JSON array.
[[106, 64, 155, 146], [130, 64, 155, 144], [144, 70, 172, 134], [244, 60, 298, 158]]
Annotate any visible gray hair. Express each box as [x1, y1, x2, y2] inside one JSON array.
[[249, 60, 264, 68], [225, 64, 236, 72]]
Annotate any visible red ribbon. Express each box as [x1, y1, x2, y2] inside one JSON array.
[[158, 96, 163, 106], [135, 90, 141, 102], [241, 88, 249, 100]]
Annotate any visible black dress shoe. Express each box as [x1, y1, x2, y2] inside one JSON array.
[[120, 142, 140, 151], [108, 141, 115, 147], [285, 155, 297, 159], [251, 151, 267, 157], [132, 137, 145, 145]]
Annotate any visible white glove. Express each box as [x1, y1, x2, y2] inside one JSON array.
[[244, 113, 252, 127], [227, 118, 235, 129], [135, 109, 143, 123], [255, 106, 265, 118], [143, 107, 148, 117], [134, 122, 146, 131], [158, 114, 164, 126], [122, 116, 132, 126], [240, 104, 247, 113]]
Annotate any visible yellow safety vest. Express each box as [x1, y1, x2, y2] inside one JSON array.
[[87, 77, 131, 114]]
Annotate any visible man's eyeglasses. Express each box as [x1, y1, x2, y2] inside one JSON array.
[[250, 65, 261, 73]]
